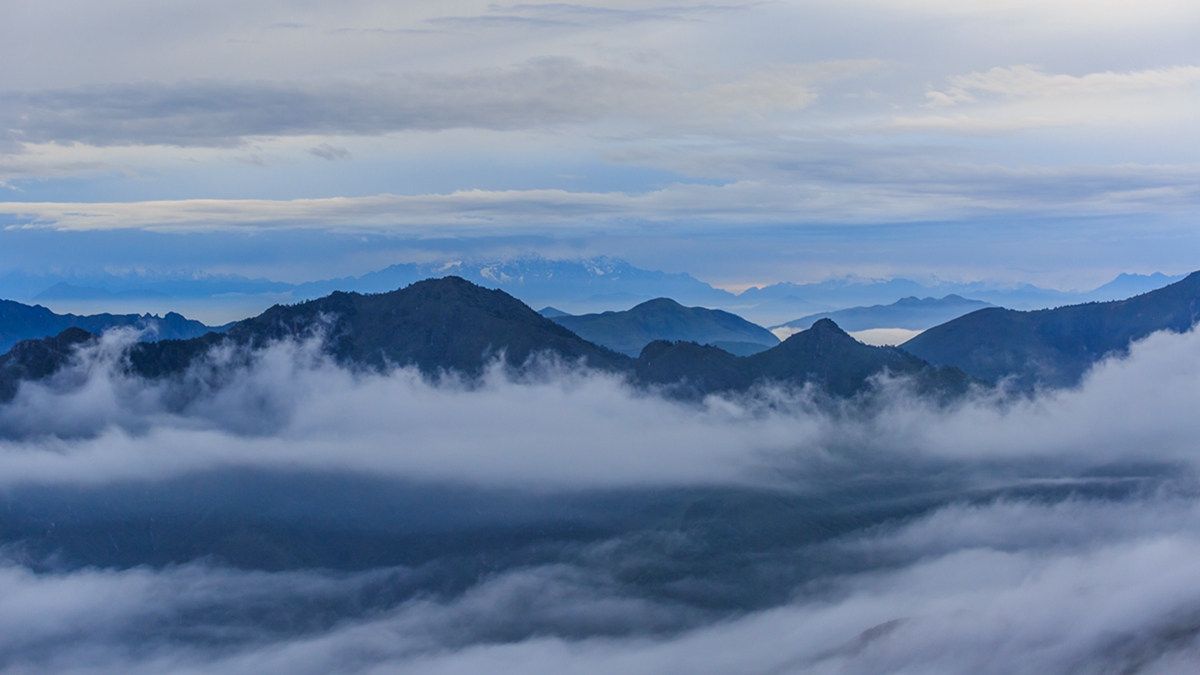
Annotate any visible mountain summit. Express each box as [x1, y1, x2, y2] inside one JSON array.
[[128, 276, 631, 379], [550, 298, 779, 356]]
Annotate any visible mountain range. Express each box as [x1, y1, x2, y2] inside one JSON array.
[[0, 299, 217, 354], [635, 319, 969, 399], [546, 299, 780, 356], [739, 272, 1185, 316], [0, 278, 966, 404], [4, 269, 1200, 403], [903, 271, 1200, 389], [775, 295, 994, 333], [122, 277, 631, 383], [4, 257, 1185, 328]]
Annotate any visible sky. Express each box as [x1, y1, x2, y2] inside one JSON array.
[[1, 0, 1198, 291]]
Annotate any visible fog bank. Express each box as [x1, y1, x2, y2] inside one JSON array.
[[1, 326, 1199, 672], [0, 325, 1198, 488]]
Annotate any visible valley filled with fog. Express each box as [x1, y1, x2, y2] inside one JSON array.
[[1, 325, 1199, 674]]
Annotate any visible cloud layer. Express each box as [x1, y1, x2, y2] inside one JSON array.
[[0, 323, 1198, 671], [3, 323, 1200, 487], [1, 0, 1197, 287], [6, 158, 1200, 234], [4, 486, 1200, 673]]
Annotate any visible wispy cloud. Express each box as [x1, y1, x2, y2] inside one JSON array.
[[4, 320, 1200, 486], [308, 144, 350, 161], [894, 64, 1200, 135], [0, 59, 873, 151], [2, 159, 1198, 233], [926, 64, 1200, 106]]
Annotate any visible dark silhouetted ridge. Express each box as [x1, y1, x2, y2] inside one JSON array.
[[0, 299, 214, 354], [637, 318, 971, 398], [552, 297, 778, 356], [0, 280, 969, 403], [777, 295, 992, 332], [903, 270, 1200, 388], [128, 276, 631, 379], [0, 327, 98, 401]]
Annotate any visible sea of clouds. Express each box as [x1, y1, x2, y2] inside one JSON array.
[[1, 327, 1199, 673]]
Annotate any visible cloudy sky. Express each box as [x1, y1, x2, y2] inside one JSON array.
[[1, 0, 1198, 289]]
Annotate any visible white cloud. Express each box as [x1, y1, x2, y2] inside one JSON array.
[[898, 64, 1200, 136], [3, 320, 1200, 488], [926, 64, 1200, 106], [0, 335, 808, 487], [849, 328, 923, 346], [4, 158, 1199, 234]]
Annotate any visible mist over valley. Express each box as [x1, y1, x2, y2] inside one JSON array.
[[0, 274, 1198, 672]]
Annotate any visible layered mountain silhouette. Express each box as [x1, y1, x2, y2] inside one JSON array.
[[548, 298, 780, 356], [288, 256, 736, 309], [126, 276, 630, 379], [0, 327, 96, 402], [739, 272, 1184, 316], [903, 271, 1200, 388], [637, 319, 970, 398], [0, 277, 966, 403], [777, 295, 992, 332], [0, 299, 215, 354]]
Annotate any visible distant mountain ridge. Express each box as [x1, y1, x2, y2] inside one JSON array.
[[549, 298, 779, 356], [289, 256, 736, 310], [902, 271, 1200, 389], [740, 272, 1185, 318], [0, 278, 966, 404], [4, 257, 1184, 328], [0, 299, 216, 354], [777, 295, 993, 333], [7, 269, 1198, 403]]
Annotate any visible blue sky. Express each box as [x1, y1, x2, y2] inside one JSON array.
[[1, 0, 1198, 291]]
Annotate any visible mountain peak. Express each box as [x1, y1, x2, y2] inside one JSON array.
[[551, 297, 777, 356], [631, 297, 686, 312], [129, 275, 631, 380], [806, 317, 846, 334], [777, 317, 855, 348]]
